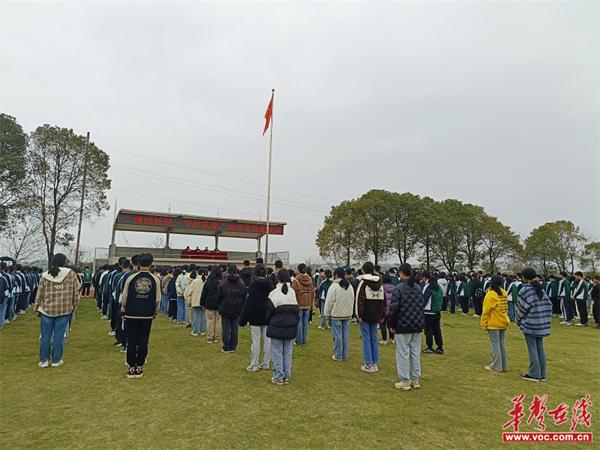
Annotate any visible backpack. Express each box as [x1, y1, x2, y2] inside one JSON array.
[[474, 287, 484, 300]]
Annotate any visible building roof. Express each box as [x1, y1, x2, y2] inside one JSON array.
[[113, 209, 286, 239]]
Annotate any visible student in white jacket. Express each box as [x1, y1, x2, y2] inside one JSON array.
[[324, 268, 355, 361], [184, 270, 207, 336]]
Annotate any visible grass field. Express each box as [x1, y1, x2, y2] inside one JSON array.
[[0, 298, 598, 449]]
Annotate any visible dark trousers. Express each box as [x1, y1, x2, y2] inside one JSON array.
[[447, 295, 456, 313], [82, 283, 91, 296], [110, 300, 119, 330], [550, 296, 561, 314], [168, 299, 177, 320], [125, 319, 152, 368], [101, 293, 109, 315], [562, 296, 574, 321], [380, 321, 395, 341], [221, 316, 240, 351], [95, 291, 102, 309], [575, 299, 588, 325], [30, 288, 37, 304], [115, 309, 126, 345], [458, 296, 469, 314], [473, 297, 483, 316], [593, 299, 599, 325], [424, 313, 443, 350]]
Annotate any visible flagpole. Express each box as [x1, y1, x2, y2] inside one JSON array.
[[264, 89, 274, 265]]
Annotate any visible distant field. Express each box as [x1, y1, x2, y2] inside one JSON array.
[[0, 299, 598, 449]]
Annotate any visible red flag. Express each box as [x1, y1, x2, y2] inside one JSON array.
[[263, 90, 274, 135]]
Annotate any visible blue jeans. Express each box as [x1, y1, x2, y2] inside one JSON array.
[[271, 338, 293, 381], [319, 301, 328, 328], [39, 313, 71, 364], [360, 322, 379, 365], [524, 334, 547, 379], [192, 307, 206, 334], [176, 296, 186, 323], [221, 316, 240, 351], [296, 309, 310, 345], [331, 319, 350, 360], [508, 302, 516, 322], [160, 294, 169, 315]]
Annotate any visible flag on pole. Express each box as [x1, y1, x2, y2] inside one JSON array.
[[263, 90, 274, 135]]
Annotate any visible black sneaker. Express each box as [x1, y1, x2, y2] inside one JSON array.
[[520, 373, 540, 382], [135, 366, 144, 378], [127, 367, 136, 379]]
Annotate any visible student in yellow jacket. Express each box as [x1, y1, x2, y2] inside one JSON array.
[[480, 275, 510, 373]]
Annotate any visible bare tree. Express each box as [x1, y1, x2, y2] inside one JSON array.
[[0, 215, 44, 261]]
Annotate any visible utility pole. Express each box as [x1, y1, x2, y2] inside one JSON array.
[[74, 132, 89, 269]]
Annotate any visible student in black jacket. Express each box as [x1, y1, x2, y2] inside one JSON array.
[[240, 264, 274, 371], [266, 269, 299, 385], [201, 265, 222, 343], [388, 263, 425, 391], [217, 265, 246, 353], [121, 253, 160, 379]]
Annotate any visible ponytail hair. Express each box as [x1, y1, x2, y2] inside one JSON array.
[[49, 253, 67, 277], [334, 267, 349, 289], [521, 267, 543, 299], [277, 268, 291, 295], [399, 263, 415, 287], [490, 275, 504, 296]]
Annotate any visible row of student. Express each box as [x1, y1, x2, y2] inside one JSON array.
[[30, 252, 565, 388], [0, 263, 41, 328]]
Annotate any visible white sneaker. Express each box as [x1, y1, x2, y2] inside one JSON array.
[[38, 361, 49, 368], [246, 365, 260, 372], [51, 360, 64, 368], [394, 380, 411, 391], [575, 323, 586, 327], [369, 364, 379, 373], [108, 331, 115, 336], [191, 332, 198, 336], [411, 379, 421, 389]]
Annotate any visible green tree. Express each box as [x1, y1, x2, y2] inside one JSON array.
[[459, 204, 486, 271], [0, 113, 28, 226], [388, 192, 421, 264], [481, 216, 521, 273], [579, 241, 600, 274], [414, 196, 438, 270], [549, 221, 586, 274], [431, 199, 464, 272], [353, 190, 393, 265], [316, 200, 363, 266], [27, 125, 111, 264], [523, 223, 559, 275]]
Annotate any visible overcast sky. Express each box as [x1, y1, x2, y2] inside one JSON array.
[[1, 1, 598, 263]]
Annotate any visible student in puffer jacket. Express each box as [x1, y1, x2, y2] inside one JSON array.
[[266, 269, 299, 385]]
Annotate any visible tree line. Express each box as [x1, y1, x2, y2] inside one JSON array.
[[316, 189, 599, 275], [0, 113, 111, 264]]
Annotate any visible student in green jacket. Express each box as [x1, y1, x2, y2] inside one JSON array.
[[81, 267, 93, 297], [558, 272, 574, 325], [423, 273, 444, 354], [572, 271, 589, 327]]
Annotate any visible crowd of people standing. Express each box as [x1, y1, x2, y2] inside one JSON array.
[[86, 255, 599, 387], [3, 253, 598, 388]]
